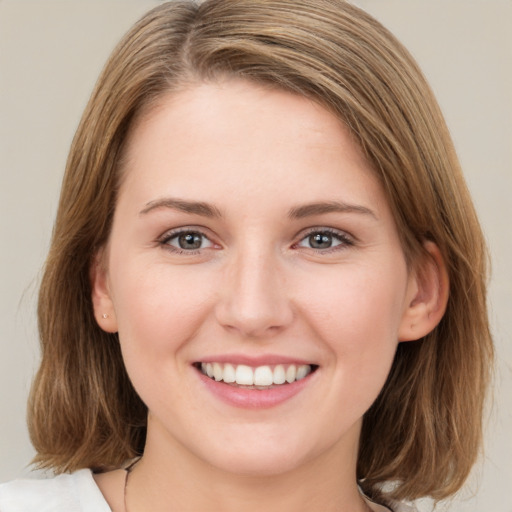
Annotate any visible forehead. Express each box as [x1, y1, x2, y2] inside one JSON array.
[[125, 79, 370, 157], [117, 79, 387, 218]]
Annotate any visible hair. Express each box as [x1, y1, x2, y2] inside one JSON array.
[[28, 0, 493, 504]]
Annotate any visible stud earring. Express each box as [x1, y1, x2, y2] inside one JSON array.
[[102, 313, 109, 319]]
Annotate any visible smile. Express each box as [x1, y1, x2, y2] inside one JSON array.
[[198, 362, 316, 387]]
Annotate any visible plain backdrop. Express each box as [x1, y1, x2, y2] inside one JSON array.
[[0, 1, 511, 511]]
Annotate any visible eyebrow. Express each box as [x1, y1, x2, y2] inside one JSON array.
[[139, 198, 223, 218], [288, 201, 377, 220], [139, 197, 376, 220]]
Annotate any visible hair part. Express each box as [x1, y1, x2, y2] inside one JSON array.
[[29, 0, 493, 503]]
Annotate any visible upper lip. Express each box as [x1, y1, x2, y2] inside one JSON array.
[[194, 354, 316, 367]]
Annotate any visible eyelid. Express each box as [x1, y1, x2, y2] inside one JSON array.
[[158, 226, 204, 241], [157, 226, 219, 253], [294, 226, 355, 251]]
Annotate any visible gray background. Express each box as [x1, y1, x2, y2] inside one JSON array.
[[1, 1, 510, 510]]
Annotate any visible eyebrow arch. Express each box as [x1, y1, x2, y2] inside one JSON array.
[[139, 197, 223, 218], [288, 201, 377, 220]]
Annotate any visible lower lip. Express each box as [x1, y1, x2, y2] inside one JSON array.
[[196, 369, 315, 409]]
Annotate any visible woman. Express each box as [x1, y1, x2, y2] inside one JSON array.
[[0, 1, 493, 511]]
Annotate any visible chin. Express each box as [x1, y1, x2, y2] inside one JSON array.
[[193, 428, 319, 478], [208, 450, 309, 478]]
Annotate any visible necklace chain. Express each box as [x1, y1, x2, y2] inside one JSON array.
[[123, 459, 139, 512]]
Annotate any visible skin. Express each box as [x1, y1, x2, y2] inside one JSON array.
[[92, 80, 447, 512]]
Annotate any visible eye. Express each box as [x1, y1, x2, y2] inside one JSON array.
[[161, 230, 215, 252], [296, 229, 352, 251]]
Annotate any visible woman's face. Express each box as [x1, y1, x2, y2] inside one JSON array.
[[94, 80, 419, 476]]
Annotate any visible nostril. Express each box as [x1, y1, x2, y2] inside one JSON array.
[[215, 302, 294, 338]]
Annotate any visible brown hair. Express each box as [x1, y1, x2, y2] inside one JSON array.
[[28, 0, 493, 503]]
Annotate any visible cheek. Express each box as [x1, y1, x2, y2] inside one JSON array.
[[109, 260, 215, 364], [299, 263, 407, 348], [297, 262, 407, 404], [109, 263, 219, 413]]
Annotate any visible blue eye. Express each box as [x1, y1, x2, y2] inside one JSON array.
[[297, 230, 351, 250], [164, 231, 214, 251]]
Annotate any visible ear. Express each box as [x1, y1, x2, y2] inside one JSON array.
[[90, 249, 118, 333], [398, 241, 449, 342]]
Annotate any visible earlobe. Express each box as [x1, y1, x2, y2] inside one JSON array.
[[90, 250, 118, 333], [398, 241, 449, 342]]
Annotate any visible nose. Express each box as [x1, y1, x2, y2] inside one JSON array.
[[215, 247, 294, 339]]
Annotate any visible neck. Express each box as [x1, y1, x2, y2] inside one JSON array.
[[125, 420, 368, 512]]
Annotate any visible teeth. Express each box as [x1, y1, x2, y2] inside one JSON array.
[[286, 365, 296, 383], [223, 363, 236, 383], [254, 366, 273, 386], [273, 365, 286, 385], [296, 365, 309, 380], [213, 362, 223, 381], [199, 363, 313, 386], [235, 365, 254, 385]]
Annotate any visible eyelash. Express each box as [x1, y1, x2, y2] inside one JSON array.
[[157, 227, 354, 255], [294, 227, 354, 254], [157, 228, 215, 255]]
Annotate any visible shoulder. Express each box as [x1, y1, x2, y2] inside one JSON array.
[[0, 469, 111, 512]]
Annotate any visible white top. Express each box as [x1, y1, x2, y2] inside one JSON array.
[[0, 470, 110, 512], [0, 469, 418, 512]]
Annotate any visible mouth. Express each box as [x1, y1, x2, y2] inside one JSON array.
[[194, 362, 319, 389]]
